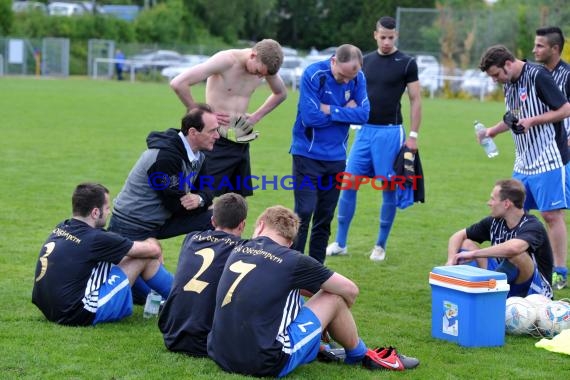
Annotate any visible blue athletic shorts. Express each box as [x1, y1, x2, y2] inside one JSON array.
[[93, 266, 133, 325], [345, 124, 405, 178], [278, 306, 322, 378], [496, 259, 552, 298], [513, 165, 570, 211]]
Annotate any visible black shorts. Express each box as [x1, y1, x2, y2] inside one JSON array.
[[204, 137, 252, 196]]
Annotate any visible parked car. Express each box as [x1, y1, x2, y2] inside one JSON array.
[[318, 46, 337, 56], [48, 2, 86, 16], [101, 5, 140, 21], [81, 1, 105, 14], [125, 50, 186, 73], [419, 65, 464, 94], [294, 55, 331, 85], [461, 69, 498, 97], [418, 65, 443, 93], [12, 1, 48, 13], [281, 46, 299, 56], [160, 54, 210, 80], [415, 54, 439, 71], [278, 56, 303, 86]]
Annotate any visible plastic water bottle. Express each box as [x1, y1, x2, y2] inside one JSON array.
[[143, 290, 162, 318], [474, 121, 499, 158]]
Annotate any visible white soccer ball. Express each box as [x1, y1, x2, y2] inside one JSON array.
[[524, 293, 550, 310], [536, 300, 570, 337], [505, 296, 537, 335]]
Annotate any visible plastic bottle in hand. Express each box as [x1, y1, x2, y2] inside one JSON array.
[[474, 121, 499, 158]]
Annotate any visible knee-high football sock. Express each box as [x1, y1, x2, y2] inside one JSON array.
[[336, 189, 357, 247], [376, 190, 396, 249], [344, 338, 367, 364], [145, 264, 174, 299]]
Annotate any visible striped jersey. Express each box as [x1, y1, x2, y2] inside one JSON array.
[[465, 214, 553, 287], [32, 219, 133, 325], [207, 236, 333, 377], [503, 62, 568, 174], [550, 59, 570, 136]]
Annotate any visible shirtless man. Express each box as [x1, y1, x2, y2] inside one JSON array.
[[170, 39, 287, 197]]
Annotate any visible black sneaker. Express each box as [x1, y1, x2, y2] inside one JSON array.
[[317, 346, 346, 363], [362, 346, 420, 371]]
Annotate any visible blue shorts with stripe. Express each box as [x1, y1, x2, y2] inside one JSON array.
[[496, 259, 552, 299], [345, 124, 405, 178], [93, 266, 133, 325], [278, 306, 322, 378], [513, 165, 570, 211]]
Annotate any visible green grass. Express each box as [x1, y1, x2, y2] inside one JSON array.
[[0, 77, 569, 379]]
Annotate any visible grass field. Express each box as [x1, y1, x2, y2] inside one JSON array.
[[0, 77, 569, 379]]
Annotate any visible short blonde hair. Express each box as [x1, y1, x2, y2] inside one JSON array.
[[253, 39, 284, 75], [256, 205, 300, 242]]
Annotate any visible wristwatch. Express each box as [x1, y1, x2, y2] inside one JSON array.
[[198, 195, 205, 208]]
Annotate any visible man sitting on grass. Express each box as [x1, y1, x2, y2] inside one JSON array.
[[32, 182, 172, 326], [207, 205, 419, 377], [447, 179, 553, 298]]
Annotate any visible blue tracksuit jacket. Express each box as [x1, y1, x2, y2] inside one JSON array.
[[290, 58, 370, 161]]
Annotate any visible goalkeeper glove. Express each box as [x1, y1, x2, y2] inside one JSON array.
[[503, 111, 524, 134], [218, 115, 259, 143], [403, 150, 416, 184]]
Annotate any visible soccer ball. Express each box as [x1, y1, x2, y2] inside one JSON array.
[[505, 297, 537, 335], [524, 293, 550, 310], [536, 300, 570, 337]]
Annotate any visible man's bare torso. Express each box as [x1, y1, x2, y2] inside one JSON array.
[[205, 49, 263, 116]]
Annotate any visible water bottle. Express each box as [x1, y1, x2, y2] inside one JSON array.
[[143, 290, 162, 318], [474, 121, 499, 158]]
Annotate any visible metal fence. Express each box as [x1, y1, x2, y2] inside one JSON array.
[[0, 37, 69, 77]]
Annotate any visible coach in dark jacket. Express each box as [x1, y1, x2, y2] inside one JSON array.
[[108, 104, 219, 241]]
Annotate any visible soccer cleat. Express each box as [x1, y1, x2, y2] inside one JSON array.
[[326, 242, 348, 256], [552, 272, 567, 290], [369, 245, 386, 261], [362, 346, 419, 371]]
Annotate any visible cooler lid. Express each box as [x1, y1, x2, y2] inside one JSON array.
[[429, 265, 509, 293], [431, 265, 507, 281]]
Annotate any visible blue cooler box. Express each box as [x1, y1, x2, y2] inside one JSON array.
[[429, 265, 510, 347]]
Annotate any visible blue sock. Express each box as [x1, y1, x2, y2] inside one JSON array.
[[145, 264, 173, 299], [344, 338, 367, 365], [132, 276, 151, 300], [554, 266, 568, 277], [376, 191, 396, 248], [336, 189, 357, 247]]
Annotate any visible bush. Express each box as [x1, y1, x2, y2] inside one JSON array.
[[0, 0, 13, 35]]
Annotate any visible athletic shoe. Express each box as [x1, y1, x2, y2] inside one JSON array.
[[552, 272, 567, 290], [362, 346, 419, 371], [369, 245, 386, 261], [326, 242, 348, 256], [317, 345, 346, 363]]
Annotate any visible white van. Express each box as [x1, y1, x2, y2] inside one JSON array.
[[48, 2, 85, 16]]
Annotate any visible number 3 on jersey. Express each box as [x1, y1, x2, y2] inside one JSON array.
[[35, 242, 56, 282]]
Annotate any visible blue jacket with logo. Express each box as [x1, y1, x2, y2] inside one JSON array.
[[290, 58, 369, 161]]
